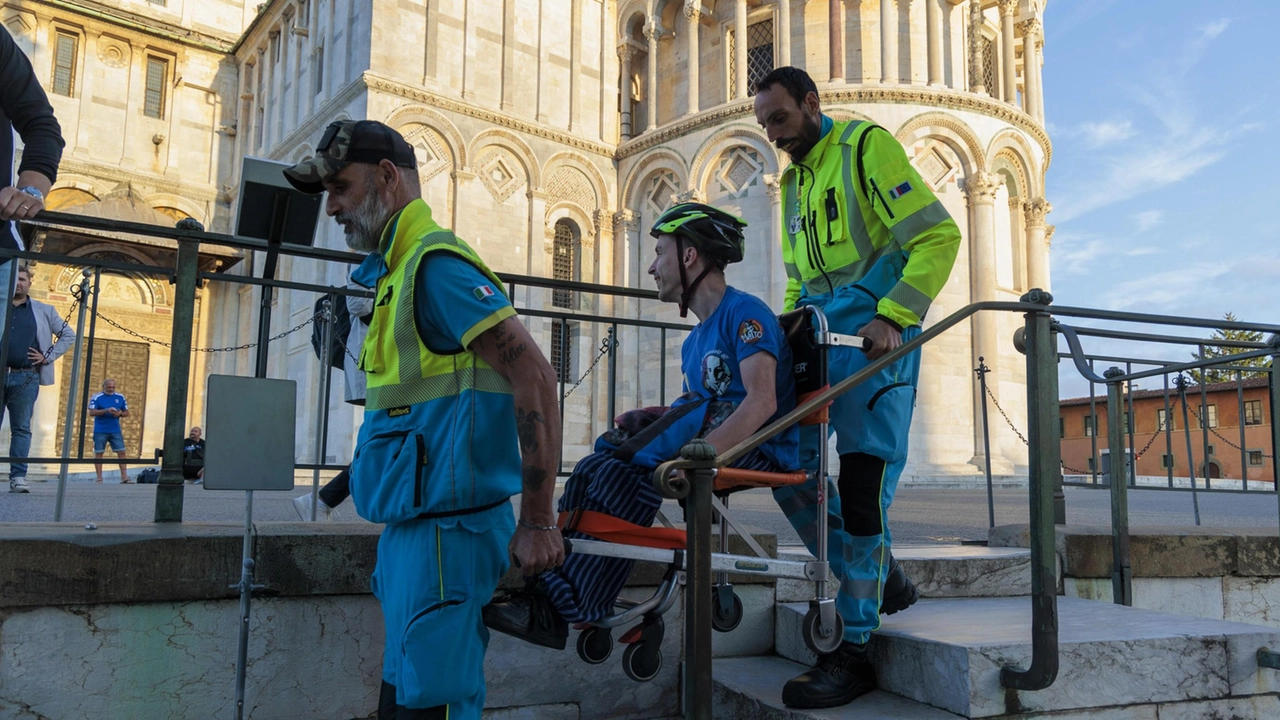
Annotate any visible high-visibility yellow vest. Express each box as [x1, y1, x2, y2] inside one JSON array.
[[780, 119, 961, 328], [359, 199, 512, 412]]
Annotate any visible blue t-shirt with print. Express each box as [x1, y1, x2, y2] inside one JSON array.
[[677, 286, 798, 470], [412, 253, 513, 352], [89, 392, 128, 434]]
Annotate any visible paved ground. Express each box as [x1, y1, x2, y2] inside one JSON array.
[[3, 476, 1276, 544]]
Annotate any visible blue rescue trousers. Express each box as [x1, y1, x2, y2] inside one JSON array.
[[775, 283, 921, 645], [371, 504, 514, 718]]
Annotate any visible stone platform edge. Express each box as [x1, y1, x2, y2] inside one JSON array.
[[989, 523, 1280, 579], [0, 521, 777, 609]]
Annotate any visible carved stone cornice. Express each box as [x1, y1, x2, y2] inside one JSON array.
[[593, 209, 613, 235], [617, 44, 636, 64], [1017, 18, 1043, 39], [614, 208, 639, 233], [362, 72, 616, 159], [683, 1, 701, 21], [614, 86, 1053, 170], [1024, 197, 1052, 227], [55, 159, 219, 203], [643, 21, 661, 42], [962, 171, 1003, 204], [996, 0, 1017, 16]]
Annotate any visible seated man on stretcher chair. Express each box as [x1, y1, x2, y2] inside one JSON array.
[[483, 202, 799, 649]]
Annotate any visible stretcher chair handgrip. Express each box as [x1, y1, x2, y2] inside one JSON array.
[[713, 467, 809, 491], [558, 509, 688, 550]]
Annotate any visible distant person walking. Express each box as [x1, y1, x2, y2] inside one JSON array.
[[4, 265, 74, 493], [88, 379, 130, 483]]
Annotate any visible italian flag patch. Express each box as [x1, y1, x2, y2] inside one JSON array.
[[473, 285, 496, 300]]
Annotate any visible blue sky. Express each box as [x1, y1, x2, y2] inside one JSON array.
[[1041, 0, 1280, 397]]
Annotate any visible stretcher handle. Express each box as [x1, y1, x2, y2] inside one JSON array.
[[713, 467, 809, 490], [511, 538, 575, 568]]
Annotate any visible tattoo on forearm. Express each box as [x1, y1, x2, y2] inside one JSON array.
[[515, 407, 544, 455], [522, 465, 548, 492]]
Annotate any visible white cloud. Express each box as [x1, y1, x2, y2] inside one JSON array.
[[1077, 120, 1135, 147], [1200, 19, 1230, 40], [1132, 210, 1163, 232]]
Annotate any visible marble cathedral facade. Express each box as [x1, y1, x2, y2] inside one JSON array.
[[3, 0, 1051, 480]]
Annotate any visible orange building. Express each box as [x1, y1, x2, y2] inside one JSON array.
[[1059, 377, 1274, 483]]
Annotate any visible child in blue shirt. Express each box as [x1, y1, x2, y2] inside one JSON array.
[[484, 203, 799, 648]]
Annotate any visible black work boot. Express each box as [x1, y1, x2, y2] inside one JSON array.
[[781, 640, 876, 709], [482, 586, 569, 650], [881, 554, 919, 615]]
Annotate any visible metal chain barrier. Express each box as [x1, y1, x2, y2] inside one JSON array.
[[96, 310, 321, 352], [1208, 425, 1275, 459], [563, 330, 617, 399]]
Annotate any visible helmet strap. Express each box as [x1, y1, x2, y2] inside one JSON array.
[[675, 236, 714, 319]]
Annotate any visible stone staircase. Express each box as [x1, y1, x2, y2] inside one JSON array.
[[711, 543, 1280, 719]]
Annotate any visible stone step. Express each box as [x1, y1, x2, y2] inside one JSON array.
[[775, 597, 1280, 718], [775, 544, 1032, 603], [713, 655, 963, 719]]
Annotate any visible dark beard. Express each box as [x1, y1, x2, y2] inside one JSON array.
[[785, 112, 824, 161]]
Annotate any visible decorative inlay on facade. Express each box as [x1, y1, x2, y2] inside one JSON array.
[[400, 124, 453, 184], [475, 149, 526, 203], [545, 166, 599, 214], [915, 144, 957, 191], [714, 147, 764, 198], [645, 172, 680, 214]]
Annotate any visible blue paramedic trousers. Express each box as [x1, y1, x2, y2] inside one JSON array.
[[371, 504, 514, 719], [543, 447, 776, 624], [775, 284, 921, 645]]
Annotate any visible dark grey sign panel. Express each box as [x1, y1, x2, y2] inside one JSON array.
[[204, 375, 297, 491]]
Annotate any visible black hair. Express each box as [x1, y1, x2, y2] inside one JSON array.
[[754, 66, 819, 109]]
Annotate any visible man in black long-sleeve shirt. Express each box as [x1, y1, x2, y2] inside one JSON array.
[[0, 25, 64, 451]]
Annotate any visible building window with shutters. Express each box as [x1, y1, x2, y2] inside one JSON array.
[[51, 32, 78, 97], [981, 37, 998, 97], [1244, 399, 1264, 426], [144, 56, 169, 119], [1249, 450, 1265, 467], [1084, 414, 1095, 438]]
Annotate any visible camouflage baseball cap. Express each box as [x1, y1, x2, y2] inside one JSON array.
[[283, 120, 417, 194]]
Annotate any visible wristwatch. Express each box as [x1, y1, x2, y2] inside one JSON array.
[[17, 186, 43, 203]]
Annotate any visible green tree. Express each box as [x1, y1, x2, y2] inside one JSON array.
[[1188, 313, 1268, 384]]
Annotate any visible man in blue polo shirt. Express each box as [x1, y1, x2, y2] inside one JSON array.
[[88, 378, 130, 483]]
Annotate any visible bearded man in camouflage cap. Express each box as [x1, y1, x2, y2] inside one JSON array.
[[286, 119, 564, 720]]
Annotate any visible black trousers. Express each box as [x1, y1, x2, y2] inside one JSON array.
[[378, 681, 446, 720]]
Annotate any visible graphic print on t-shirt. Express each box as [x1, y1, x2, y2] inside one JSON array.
[[701, 350, 733, 397]]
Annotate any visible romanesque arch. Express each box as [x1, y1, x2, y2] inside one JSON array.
[[689, 124, 778, 198], [990, 150, 1029, 200], [893, 111, 984, 174], [986, 129, 1041, 197], [469, 129, 541, 190], [55, 244, 170, 307], [143, 193, 207, 225], [622, 147, 687, 212], [543, 151, 609, 212], [385, 104, 468, 170], [618, 0, 648, 40]]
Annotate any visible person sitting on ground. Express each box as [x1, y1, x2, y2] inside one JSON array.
[[483, 203, 799, 649], [182, 426, 205, 483]]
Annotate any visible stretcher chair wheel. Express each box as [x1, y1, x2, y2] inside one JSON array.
[[576, 626, 613, 664], [801, 606, 845, 655], [622, 642, 663, 682], [711, 587, 744, 632]]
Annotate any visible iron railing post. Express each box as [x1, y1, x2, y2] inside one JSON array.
[[1105, 367, 1132, 606], [1268, 339, 1280, 530], [154, 237, 200, 522], [54, 271, 92, 521], [1237, 370, 1248, 488], [1163, 375, 1173, 488], [1175, 375, 1203, 526], [680, 438, 716, 720], [607, 324, 617, 424], [309, 295, 335, 520], [1001, 289, 1058, 691], [976, 357, 995, 529], [1125, 362, 1136, 487], [76, 267, 102, 459]]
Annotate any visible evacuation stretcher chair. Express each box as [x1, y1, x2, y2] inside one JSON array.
[[560, 305, 864, 682]]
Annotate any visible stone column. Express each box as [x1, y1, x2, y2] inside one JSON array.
[[619, 45, 634, 140], [1024, 197, 1052, 291], [263, 33, 277, 150], [645, 22, 659, 130], [613, 209, 638, 286], [526, 190, 550, 308], [570, 0, 583, 131], [926, 0, 942, 86], [1019, 18, 1044, 121], [735, 0, 749, 98], [764, 174, 785, 308], [880, 0, 897, 84], [830, 0, 844, 83], [684, 1, 701, 115], [998, 0, 1016, 104], [968, 0, 984, 95], [778, 0, 792, 67], [964, 170, 1008, 474]]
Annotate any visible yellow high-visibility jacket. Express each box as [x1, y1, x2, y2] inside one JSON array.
[[780, 118, 961, 328]]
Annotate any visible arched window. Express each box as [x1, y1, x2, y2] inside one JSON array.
[[551, 219, 578, 382]]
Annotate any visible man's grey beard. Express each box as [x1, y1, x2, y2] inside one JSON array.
[[342, 182, 390, 253]]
